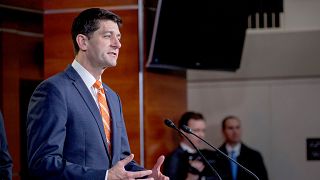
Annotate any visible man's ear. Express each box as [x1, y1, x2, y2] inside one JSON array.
[[76, 34, 88, 51]]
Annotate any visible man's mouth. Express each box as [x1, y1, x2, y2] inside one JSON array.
[[108, 52, 117, 56]]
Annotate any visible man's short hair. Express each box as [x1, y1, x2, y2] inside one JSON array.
[[178, 111, 204, 129], [71, 8, 122, 54], [222, 115, 240, 130]]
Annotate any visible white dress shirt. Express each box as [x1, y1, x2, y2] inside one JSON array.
[[180, 142, 197, 154], [226, 143, 241, 158]]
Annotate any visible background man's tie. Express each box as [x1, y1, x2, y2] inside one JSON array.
[[230, 150, 238, 180], [93, 80, 112, 154]]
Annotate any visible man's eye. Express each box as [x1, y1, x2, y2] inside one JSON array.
[[104, 34, 111, 38]]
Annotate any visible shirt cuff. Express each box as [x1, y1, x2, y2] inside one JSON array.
[[105, 170, 108, 180]]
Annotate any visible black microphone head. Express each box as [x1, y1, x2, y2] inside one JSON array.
[[182, 125, 193, 133], [164, 119, 176, 128]]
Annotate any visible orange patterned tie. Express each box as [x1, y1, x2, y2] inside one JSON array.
[[93, 80, 112, 153]]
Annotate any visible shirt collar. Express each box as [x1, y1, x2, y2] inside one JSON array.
[[226, 142, 241, 157], [180, 142, 196, 153], [71, 59, 101, 88]]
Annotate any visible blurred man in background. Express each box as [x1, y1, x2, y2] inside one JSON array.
[[164, 111, 217, 180], [215, 115, 268, 180]]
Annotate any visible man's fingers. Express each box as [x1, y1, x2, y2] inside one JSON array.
[[109, 154, 153, 179], [153, 155, 165, 171], [127, 169, 152, 178], [119, 154, 134, 166]]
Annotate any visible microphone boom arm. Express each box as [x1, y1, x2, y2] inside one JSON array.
[[182, 125, 260, 180], [164, 119, 222, 180]]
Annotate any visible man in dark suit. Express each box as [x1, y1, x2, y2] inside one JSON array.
[[0, 111, 13, 180], [164, 112, 217, 180], [27, 8, 168, 180], [215, 116, 268, 180]]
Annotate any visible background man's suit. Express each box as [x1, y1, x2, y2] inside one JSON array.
[[164, 146, 218, 180], [215, 143, 268, 180], [164, 146, 189, 180], [27, 66, 143, 179], [0, 111, 13, 180]]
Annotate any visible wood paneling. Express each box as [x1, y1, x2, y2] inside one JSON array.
[[43, 12, 76, 77], [44, 0, 138, 10], [0, 31, 43, 180], [143, 0, 187, 168], [0, 0, 137, 10], [0, 7, 43, 33], [0, 0, 43, 10], [1, 33, 21, 177], [1, 4, 44, 179], [144, 71, 187, 168]]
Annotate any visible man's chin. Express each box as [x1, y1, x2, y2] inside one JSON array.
[[104, 63, 117, 69], [110, 61, 117, 67]]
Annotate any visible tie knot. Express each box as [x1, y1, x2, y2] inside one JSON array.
[[231, 150, 236, 158], [93, 80, 103, 90]]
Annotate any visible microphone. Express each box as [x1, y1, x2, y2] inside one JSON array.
[[164, 119, 222, 180], [164, 119, 175, 128], [181, 125, 260, 180]]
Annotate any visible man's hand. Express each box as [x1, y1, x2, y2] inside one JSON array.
[[186, 160, 205, 180], [189, 159, 205, 173], [186, 173, 200, 180], [149, 155, 169, 180], [108, 154, 153, 180]]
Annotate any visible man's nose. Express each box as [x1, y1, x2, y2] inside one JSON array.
[[112, 37, 121, 49], [199, 131, 205, 138]]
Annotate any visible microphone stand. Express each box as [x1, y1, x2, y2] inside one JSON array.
[[164, 119, 222, 180], [182, 125, 260, 180]]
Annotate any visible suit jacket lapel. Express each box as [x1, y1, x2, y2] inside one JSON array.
[[220, 144, 233, 178], [103, 85, 121, 164], [238, 143, 247, 163], [65, 66, 111, 160]]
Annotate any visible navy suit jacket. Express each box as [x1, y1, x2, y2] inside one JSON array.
[[0, 111, 13, 180], [215, 143, 268, 180], [27, 66, 143, 179]]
